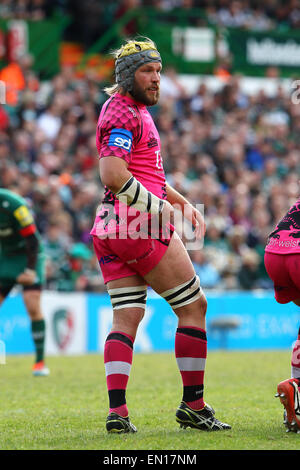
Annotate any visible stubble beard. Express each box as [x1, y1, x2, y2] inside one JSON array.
[[130, 80, 160, 106]]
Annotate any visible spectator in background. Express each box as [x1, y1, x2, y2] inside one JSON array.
[[0, 38, 298, 293], [36, 102, 62, 140], [0, 0, 14, 18], [244, 4, 274, 30], [190, 249, 221, 289], [43, 220, 70, 289], [237, 249, 260, 290], [54, 242, 94, 292], [0, 107, 10, 131], [114, 0, 141, 37], [29, 0, 47, 20], [0, 57, 25, 107], [215, 0, 250, 28]]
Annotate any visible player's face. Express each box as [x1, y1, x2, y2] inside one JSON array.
[[131, 62, 161, 106]]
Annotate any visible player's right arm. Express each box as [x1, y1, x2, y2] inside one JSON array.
[[99, 156, 173, 218], [99, 156, 132, 194], [97, 100, 173, 217]]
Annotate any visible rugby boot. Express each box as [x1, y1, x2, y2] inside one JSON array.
[[275, 378, 300, 433], [176, 401, 231, 431], [106, 412, 137, 433], [32, 360, 50, 377]]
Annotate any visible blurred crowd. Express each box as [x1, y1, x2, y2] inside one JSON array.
[[0, 48, 299, 293], [1, 1, 300, 47], [0, 0, 63, 21], [158, 71, 300, 291], [69, 0, 300, 47]]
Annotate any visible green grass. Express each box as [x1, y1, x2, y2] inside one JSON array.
[[0, 350, 299, 450]]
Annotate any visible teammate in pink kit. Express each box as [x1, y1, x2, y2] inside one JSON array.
[[264, 197, 300, 432], [91, 38, 231, 433]]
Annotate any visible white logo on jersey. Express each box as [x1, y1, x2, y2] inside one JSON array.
[[155, 150, 163, 170], [128, 106, 137, 118], [113, 136, 132, 150]]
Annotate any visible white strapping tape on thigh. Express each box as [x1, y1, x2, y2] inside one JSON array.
[[108, 285, 148, 310], [161, 275, 203, 309]]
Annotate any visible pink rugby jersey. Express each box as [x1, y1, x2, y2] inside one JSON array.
[[90, 92, 167, 237], [265, 198, 300, 254]]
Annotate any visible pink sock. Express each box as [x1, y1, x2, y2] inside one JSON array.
[[175, 326, 207, 410], [104, 331, 134, 417]]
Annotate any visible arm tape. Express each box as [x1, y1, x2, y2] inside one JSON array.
[[116, 176, 164, 215]]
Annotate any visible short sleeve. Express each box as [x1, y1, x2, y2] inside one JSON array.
[[96, 98, 141, 164]]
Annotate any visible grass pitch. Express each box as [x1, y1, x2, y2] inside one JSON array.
[[0, 350, 299, 450]]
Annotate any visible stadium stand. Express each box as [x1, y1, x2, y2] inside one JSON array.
[[0, 0, 299, 292]]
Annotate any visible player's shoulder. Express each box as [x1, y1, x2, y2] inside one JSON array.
[[100, 93, 142, 131], [0, 188, 28, 210]]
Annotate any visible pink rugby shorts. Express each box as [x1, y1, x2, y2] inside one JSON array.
[[93, 227, 174, 284], [264, 252, 300, 303]]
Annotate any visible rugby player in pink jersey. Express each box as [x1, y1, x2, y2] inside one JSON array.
[[91, 38, 231, 433], [265, 197, 300, 432]]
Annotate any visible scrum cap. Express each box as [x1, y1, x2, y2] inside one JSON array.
[[115, 40, 162, 92]]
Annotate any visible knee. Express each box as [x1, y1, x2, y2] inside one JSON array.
[[199, 293, 207, 318], [112, 308, 145, 337], [23, 291, 42, 320], [175, 293, 207, 327]]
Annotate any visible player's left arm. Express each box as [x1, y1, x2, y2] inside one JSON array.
[[166, 182, 206, 240]]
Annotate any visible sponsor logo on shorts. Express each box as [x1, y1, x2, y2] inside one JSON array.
[[108, 128, 133, 152], [99, 254, 120, 265], [127, 245, 154, 265]]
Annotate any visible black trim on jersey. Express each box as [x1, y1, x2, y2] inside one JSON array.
[[101, 95, 116, 121], [157, 238, 170, 246], [102, 188, 117, 205], [97, 96, 116, 140], [156, 226, 174, 246], [132, 104, 143, 144]]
